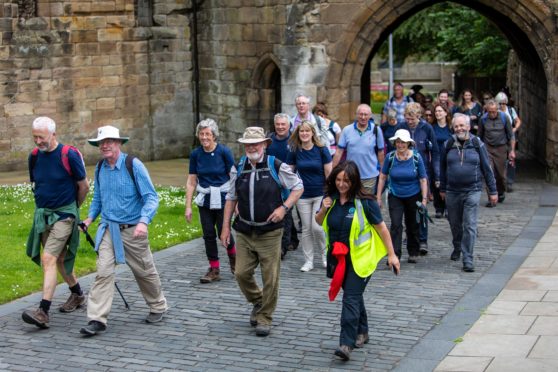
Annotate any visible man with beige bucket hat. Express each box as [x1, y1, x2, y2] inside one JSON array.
[[221, 127, 303, 337]]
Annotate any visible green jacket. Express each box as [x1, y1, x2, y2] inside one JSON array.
[[26, 202, 80, 274]]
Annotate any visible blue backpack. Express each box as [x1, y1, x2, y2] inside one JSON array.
[[236, 155, 290, 201]]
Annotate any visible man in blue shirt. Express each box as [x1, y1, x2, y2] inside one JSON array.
[[79, 125, 168, 336], [381, 82, 413, 125], [22, 117, 90, 330], [333, 104, 385, 193]]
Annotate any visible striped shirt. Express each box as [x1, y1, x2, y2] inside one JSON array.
[[88, 152, 158, 225]]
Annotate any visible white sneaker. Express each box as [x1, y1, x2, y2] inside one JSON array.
[[300, 261, 314, 272], [322, 254, 327, 268]]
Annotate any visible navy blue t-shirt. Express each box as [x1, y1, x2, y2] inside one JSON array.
[[326, 198, 383, 247], [287, 145, 332, 199], [266, 133, 290, 162], [381, 152, 427, 198], [189, 143, 235, 208], [433, 124, 452, 156], [30, 143, 86, 210]]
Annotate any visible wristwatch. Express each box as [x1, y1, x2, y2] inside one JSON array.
[[282, 203, 290, 212]]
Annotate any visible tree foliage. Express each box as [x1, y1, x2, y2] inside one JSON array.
[[378, 2, 511, 75]]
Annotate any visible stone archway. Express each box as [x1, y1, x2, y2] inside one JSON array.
[[326, 0, 556, 179], [246, 54, 282, 132]]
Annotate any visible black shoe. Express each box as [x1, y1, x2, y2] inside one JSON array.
[[334, 345, 352, 361], [419, 242, 428, 256], [407, 256, 418, 264], [450, 250, 460, 261], [498, 194, 505, 203], [80, 320, 106, 336], [281, 250, 286, 260], [435, 211, 443, 219], [507, 185, 514, 193], [255, 323, 270, 337], [463, 266, 475, 273], [485, 202, 495, 208]]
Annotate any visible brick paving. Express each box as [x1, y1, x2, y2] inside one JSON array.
[[0, 163, 551, 371]]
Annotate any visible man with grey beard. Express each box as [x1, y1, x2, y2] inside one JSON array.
[[440, 114, 497, 273]]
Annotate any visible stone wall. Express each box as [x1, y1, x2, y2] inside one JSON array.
[[0, 0, 193, 171]]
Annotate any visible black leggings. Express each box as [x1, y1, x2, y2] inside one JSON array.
[[199, 206, 235, 262]]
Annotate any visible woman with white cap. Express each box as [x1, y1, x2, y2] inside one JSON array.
[[376, 129, 428, 263]]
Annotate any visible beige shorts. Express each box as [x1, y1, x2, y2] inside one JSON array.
[[41, 217, 74, 257]]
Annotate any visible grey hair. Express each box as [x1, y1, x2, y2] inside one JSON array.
[[274, 113, 290, 123], [452, 113, 471, 127], [494, 92, 508, 104], [387, 108, 398, 119], [294, 93, 311, 104], [32, 117, 56, 133], [485, 99, 498, 109], [196, 118, 219, 139]]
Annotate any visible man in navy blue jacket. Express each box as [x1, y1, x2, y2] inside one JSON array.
[[440, 114, 497, 272], [400, 102, 439, 255]]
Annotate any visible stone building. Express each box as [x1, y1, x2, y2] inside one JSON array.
[[1, 1, 558, 182]]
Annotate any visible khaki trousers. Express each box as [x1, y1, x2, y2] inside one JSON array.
[[87, 226, 168, 325], [235, 229, 282, 326], [486, 144, 508, 195]]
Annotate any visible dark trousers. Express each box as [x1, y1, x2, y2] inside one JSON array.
[[340, 255, 371, 347], [432, 179, 446, 214], [486, 144, 508, 196], [388, 192, 421, 258], [199, 206, 235, 262], [281, 209, 299, 253]]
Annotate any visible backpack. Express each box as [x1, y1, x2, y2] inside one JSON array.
[[95, 155, 137, 190], [328, 121, 337, 146], [480, 111, 513, 142], [444, 136, 481, 156], [312, 113, 332, 148], [236, 155, 290, 201], [29, 145, 84, 183]]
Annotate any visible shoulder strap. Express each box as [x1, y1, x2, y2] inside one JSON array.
[[387, 151, 396, 175], [237, 155, 247, 174], [313, 114, 322, 130], [268, 155, 290, 201], [29, 148, 39, 183], [61, 145, 84, 177], [95, 155, 137, 190], [444, 136, 455, 154]]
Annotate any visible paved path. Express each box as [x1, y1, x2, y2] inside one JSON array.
[[1, 160, 557, 371]]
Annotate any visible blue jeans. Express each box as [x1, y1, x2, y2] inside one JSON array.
[[340, 255, 371, 347], [445, 191, 481, 267]]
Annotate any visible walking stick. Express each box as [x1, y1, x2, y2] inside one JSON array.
[[79, 223, 130, 310]]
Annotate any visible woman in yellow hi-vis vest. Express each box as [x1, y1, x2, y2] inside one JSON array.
[[316, 161, 400, 362]]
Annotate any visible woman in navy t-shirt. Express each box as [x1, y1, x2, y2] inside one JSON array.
[[376, 129, 428, 263], [287, 120, 332, 272], [432, 103, 453, 218], [185, 119, 236, 283]]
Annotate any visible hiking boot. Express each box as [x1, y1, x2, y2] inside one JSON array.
[[334, 345, 352, 361], [79, 320, 106, 336], [419, 242, 429, 256], [408, 256, 418, 264], [59, 293, 86, 313], [498, 194, 505, 203], [287, 243, 298, 251], [355, 333, 369, 348], [200, 268, 221, 283], [255, 323, 271, 337], [145, 312, 165, 323], [228, 255, 236, 274], [450, 250, 461, 261], [22, 308, 49, 329], [250, 303, 262, 327], [463, 265, 475, 273]]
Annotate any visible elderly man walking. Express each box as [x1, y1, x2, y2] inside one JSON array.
[[22, 117, 90, 329], [221, 127, 303, 337], [79, 125, 168, 336], [478, 100, 515, 206], [440, 114, 497, 272], [332, 104, 385, 193]]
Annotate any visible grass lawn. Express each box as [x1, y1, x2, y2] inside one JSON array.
[[0, 183, 201, 304]]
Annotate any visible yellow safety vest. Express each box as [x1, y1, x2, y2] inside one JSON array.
[[323, 198, 387, 278]]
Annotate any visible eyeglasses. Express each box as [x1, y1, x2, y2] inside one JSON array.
[[498, 102, 506, 106], [424, 114, 433, 117]]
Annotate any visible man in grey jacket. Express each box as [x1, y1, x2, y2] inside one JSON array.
[[440, 114, 497, 273]]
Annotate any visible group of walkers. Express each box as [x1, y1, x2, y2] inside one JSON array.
[[21, 82, 519, 362]]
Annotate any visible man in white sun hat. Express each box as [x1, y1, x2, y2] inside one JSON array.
[[220, 127, 303, 337], [79, 125, 168, 336]]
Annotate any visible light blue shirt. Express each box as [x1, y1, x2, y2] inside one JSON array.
[[338, 122, 385, 179], [88, 153, 159, 225], [88, 153, 159, 264]]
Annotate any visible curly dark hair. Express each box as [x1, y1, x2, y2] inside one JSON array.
[[324, 161, 374, 201]]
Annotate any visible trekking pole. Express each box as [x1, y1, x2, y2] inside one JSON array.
[[79, 223, 130, 310]]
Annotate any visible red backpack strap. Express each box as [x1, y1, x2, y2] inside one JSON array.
[[29, 148, 40, 183], [61, 145, 84, 177]]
